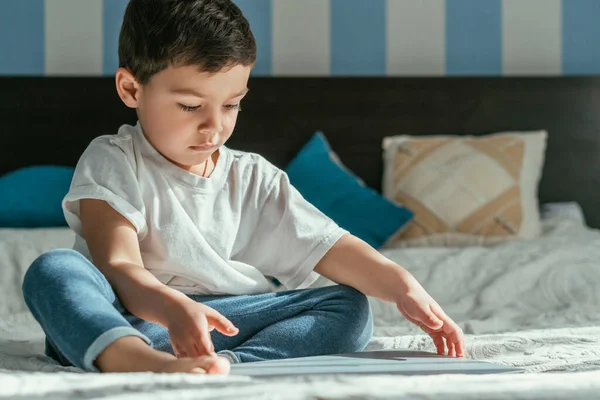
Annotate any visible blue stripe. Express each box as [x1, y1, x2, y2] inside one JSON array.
[[562, 0, 600, 75], [330, 0, 386, 76], [0, 0, 44, 75], [446, 0, 502, 75], [233, 0, 272, 76], [103, 0, 129, 75]]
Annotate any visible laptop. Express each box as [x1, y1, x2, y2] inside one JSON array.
[[230, 350, 524, 377]]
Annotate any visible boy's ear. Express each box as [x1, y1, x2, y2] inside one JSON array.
[[115, 68, 141, 108]]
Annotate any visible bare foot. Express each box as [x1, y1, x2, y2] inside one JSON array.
[[95, 336, 230, 374], [158, 356, 230, 375]]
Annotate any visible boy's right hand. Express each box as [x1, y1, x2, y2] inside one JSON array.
[[165, 298, 239, 358]]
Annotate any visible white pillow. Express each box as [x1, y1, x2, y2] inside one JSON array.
[[0, 228, 75, 316], [541, 202, 586, 225]]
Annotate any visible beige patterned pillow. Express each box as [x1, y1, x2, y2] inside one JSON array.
[[382, 131, 547, 247]]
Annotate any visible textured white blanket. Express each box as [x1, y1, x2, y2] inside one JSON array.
[[2, 216, 600, 399]]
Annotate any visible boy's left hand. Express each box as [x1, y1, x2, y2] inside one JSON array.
[[396, 283, 465, 358], [314, 234, 465, 357]]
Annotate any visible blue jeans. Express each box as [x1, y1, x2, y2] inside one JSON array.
[[22, 249, 373, 372]]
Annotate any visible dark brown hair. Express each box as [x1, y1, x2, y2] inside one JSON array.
[[118, 0, 256, 84]]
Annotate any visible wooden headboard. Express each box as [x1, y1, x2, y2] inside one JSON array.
[[2, 76, 600, 227]]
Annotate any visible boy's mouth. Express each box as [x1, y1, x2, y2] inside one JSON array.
[[190, 144, 216, 151]]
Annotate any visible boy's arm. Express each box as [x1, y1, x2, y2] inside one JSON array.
[[315, 234, 412, 302], [80, 199, 189, 327], [314, 233, 464, 357], [79, 199, 238, 357]]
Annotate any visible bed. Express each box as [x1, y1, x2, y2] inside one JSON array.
[[2, 76, 600, 399]]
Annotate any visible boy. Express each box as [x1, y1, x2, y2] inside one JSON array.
[[22, 0, 464, 375]]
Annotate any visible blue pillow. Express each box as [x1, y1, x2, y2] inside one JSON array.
[[0, 166, 74, 228], [285, 132, 413, 249]]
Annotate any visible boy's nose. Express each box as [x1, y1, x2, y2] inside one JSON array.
[[200, 131, 219, 145], [199, 115, 223, 136]]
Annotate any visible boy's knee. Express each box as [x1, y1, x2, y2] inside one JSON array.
[[330, 285, 373, 352], [22, 249, 87, 297], [339, 284, 370, 313]]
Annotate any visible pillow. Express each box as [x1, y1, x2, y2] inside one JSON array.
[[381, 130, 547, 247], [541, 202, 586, 225], [0, 227, 75, 316], [0, 166, 74, 228], [285, 132, 413, 249]]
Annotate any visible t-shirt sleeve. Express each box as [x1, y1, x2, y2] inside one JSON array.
[[62, 136, 147, 239], [239, 168, 348, 290]]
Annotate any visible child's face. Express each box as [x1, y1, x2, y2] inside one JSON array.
[[134, 64, 251, 171]]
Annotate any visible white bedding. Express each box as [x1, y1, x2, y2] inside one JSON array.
[[2, 215, 600, 399]]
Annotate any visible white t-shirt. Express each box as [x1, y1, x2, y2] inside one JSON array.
[[63, 123, 347, 295]]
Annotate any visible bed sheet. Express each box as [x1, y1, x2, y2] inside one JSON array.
[[1, 215, 600, 399]]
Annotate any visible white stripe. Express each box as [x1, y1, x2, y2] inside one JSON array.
[[45, 0, 103, 76], [502, 0, 561, 76], [386, 0, 446, 76], [272, 0, 331, 76]]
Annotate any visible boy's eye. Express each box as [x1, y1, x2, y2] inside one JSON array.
[[178, 104, 200, 112], [225, 104, 242, 112], [178, 104, 241, 112]]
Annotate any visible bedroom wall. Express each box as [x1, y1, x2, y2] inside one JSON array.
[[1, 0, 599, 77]]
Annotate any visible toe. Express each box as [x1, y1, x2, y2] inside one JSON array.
[[206, 356, 231, 375]]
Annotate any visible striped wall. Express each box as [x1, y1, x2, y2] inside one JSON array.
[[1, 0, 600, 76]]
